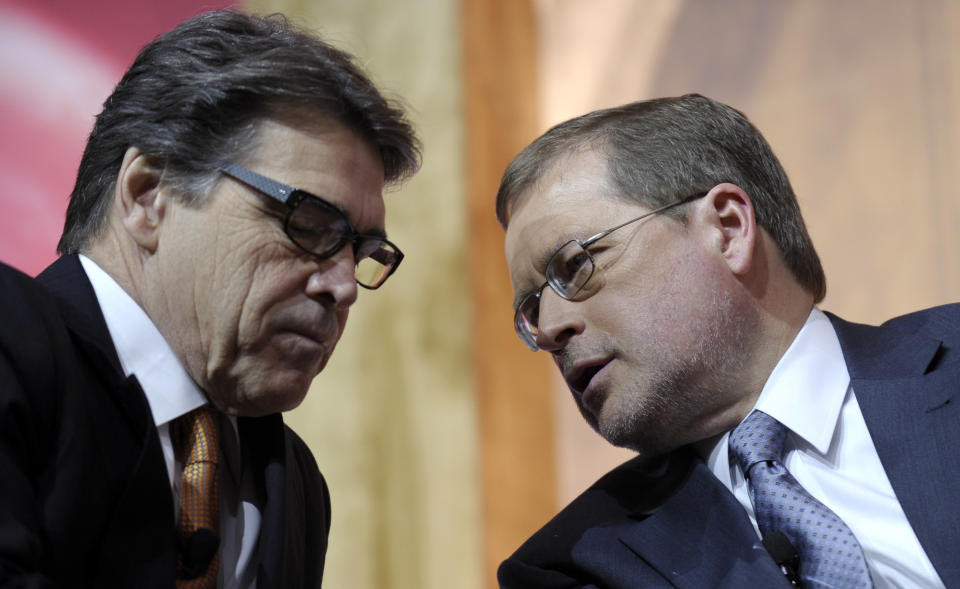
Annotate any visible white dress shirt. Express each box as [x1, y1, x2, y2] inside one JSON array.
[[700, 308, 945, 588], [80, 255, 260, 588]]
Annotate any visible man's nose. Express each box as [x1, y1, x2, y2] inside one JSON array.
[[305, 245, 359, 308], [535, 288, 585, 353]]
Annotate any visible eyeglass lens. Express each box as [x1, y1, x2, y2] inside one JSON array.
[[355, 240, 401, 286], [515, 288, 543, 350], [286, 196, 353, 257], [513, 241, 595, 349], [220, 163, 403, 289], [287, 195, 400, 288], [546, 241, 596, 299]]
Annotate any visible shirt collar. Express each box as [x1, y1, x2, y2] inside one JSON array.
[[753, 307, 849, 455], [79, 255, 207, 426], [701, 307, 849, 481]]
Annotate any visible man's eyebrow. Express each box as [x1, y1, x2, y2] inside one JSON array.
[[533, 228, 587, 271], [299, 187, 349, 216], [512, 282, 544, 312], [511, 230, 581, 310], [531, 244, 556, 275], [298, 187, 388, 238], [512, 287, 530, 311]]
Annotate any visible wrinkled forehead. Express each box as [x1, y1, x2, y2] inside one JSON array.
[[501, 145, 613, 225], [244, 109, 387, 232], [503, 151, 624, 288]]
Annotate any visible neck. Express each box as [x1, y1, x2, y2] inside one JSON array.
[[83, 224, 147, 308], [724, 231, 816, 425]]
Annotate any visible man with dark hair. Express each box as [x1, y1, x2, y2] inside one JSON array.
[[0, 9, 419, 588], [497, 94, 956, 588]]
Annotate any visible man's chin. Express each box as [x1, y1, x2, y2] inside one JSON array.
[[211, 374, 313, 417], [596, 409, 661, 456]]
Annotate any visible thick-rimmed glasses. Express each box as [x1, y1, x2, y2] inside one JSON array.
[[219, 163, 403, 289], [514, 191, 707, 350]]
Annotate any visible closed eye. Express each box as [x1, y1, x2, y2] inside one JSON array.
[[584, 242, 610, 255]]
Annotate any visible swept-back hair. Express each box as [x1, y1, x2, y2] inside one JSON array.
[[496, 94, 825, 302], [59, 9, 421, 254]]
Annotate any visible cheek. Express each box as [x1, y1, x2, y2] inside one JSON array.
[[239, 265, 301, 332], [651, 257, 739, 352], [215, 250, 298, 346], [601, 252, 718, 347]]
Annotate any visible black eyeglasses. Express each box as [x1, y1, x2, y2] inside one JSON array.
[[219, 163, 403, 289], [514, 191, 707, 351]]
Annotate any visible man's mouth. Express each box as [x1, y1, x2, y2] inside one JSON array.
[[564, 357, 611, 395]]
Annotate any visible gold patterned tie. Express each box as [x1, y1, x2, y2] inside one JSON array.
[[173, 406, 221, 588]]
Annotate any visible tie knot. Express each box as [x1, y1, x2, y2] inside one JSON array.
[[728, 410, 786, 475]]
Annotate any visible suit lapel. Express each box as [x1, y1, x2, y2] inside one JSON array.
[[37, 255, 123, 371], [831, 312, 960, 582], [93, 381, 178, 588], [36, 256, 156, 442], [37, 255, 177, 585], [616, 451, 790, 588], [239, 414, 295, 588]]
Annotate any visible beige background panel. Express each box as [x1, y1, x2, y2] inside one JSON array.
[[461, 1, 558, 587], [535, 0, 960, 507], [244, 1, 480, 588]]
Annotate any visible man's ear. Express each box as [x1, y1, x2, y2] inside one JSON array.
[[115, 147, 166, 252], [693, 182, 757, 276]]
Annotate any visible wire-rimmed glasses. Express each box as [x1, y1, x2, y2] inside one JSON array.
[[514, 191, 707, 350], [219, 163, 403, 289]]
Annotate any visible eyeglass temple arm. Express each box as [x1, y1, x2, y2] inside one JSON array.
[[581, 191, 709, 246], [220, 164, 293, 205]]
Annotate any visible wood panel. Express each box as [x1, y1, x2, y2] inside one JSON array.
[[244, 2, 481, 588], [462, 1, 557, 586]]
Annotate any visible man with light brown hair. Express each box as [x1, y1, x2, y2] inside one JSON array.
[[497, 94, 955, 588]]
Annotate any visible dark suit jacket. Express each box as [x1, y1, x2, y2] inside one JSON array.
[[498, 305, 960, 588], [0, 256, 330, 588]]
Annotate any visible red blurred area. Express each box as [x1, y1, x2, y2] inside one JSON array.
[[0, 0, 235, 276]]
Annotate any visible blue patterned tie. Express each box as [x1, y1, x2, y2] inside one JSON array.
[[729, 410, 874, 589]]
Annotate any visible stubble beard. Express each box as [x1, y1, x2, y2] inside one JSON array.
[[597, 289, 757, 458]]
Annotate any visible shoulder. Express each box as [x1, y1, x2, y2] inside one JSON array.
[[282, 425, 331, 522], [523, 453, 678, 542], [499, 448, 775, 588], [0, 260, 62, 330], [0, 261, 71, 388], [881, 303, 960, 343], [284, 428, 324, 480], [827, 303, 960, 378], [829, 303, 960, 341], [0, 261, 76, 486], [500, 451, 693, 581], [279, 424, 331, 584], [283, 426, 323, 479]]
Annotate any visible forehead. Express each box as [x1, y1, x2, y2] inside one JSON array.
[[240, 110, 386, 231], [504, 150, 642, 282]]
